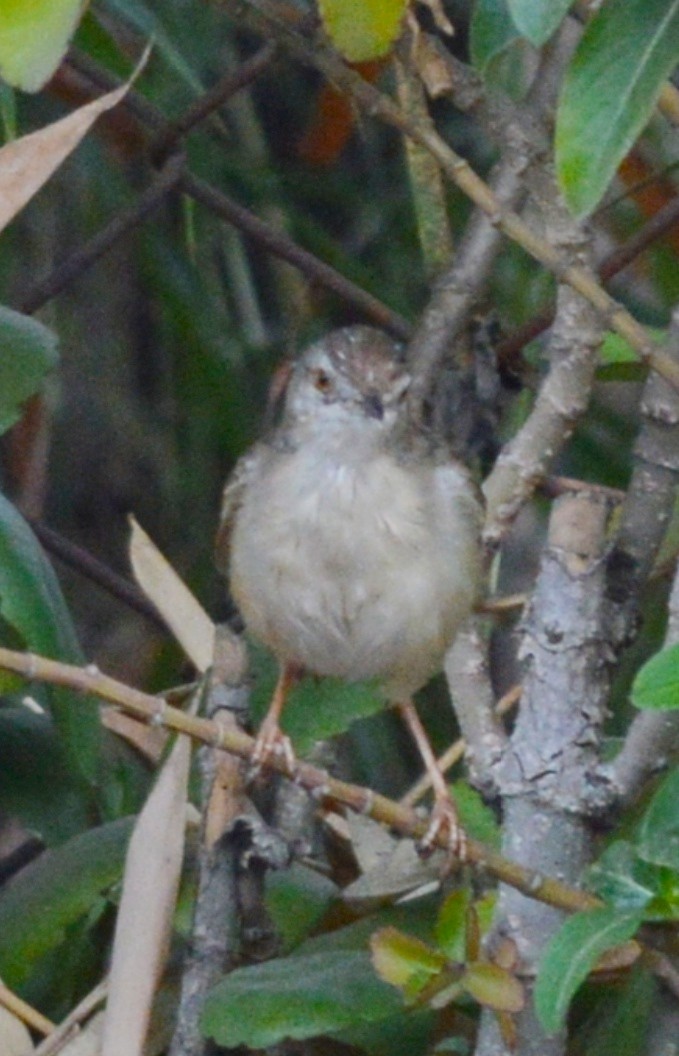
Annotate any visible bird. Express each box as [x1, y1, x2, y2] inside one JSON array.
[[216, 325, 484, 854]]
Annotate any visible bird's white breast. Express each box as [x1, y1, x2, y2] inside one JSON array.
[[230, 442, 481, 697]]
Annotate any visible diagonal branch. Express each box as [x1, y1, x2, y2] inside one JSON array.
[[230, 0, 679, 393], [0, 644, 600, 916]]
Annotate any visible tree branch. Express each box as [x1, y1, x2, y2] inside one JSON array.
[[0, 645, 600, 916]]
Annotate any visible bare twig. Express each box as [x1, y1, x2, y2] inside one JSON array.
[[230, 0, 679, 393], [33, 981, 108, 1056], [28, 519, 166, 630], [0, 978, 55, 1037], [63, 49, 412, 340], [497, 193, 679, 370], [0, 645, 600, 915], [16, 153, 185, 316]]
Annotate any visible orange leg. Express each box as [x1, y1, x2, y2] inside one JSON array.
[[251, 663, 300, 774], [396, 700, 466, 861]]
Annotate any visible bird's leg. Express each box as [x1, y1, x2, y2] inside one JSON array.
[[251, 662, 301, 774], [396, 699, 467, 861]]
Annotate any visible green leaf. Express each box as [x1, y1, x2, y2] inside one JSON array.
[[450, 781, 501, 849], [249, 640, 386, 754], [370, 927, 445, 993], [556, 0, 679, 217], [0, 0, 88, 92], [434, 889, 469, 961], [265, 863, 339, 951], [576, 965, 653, 1056], [0, 306, 59, 435], [0, 706, 93, 843], [461, 962, 524, 1013], [631, 642, 679, 710], [588, 841, 658, 911], [0, 492, 102, 784], [98, 0, 204, 94], [637, 766, 679, 869], [0, 816, 134, 987], [507, 0, 573, 46], [202, 951, 403, 1048], [318, 0, 408, 62], [534, 907, 644, 1034], [470, 0, 520, 72]]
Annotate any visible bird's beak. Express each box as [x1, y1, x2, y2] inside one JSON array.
[[363, 392, 384, 419]]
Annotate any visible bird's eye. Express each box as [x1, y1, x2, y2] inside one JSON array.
[[312, 369, 333, 394]]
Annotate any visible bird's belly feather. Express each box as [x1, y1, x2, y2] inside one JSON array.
[[230, 453, 479, 695]]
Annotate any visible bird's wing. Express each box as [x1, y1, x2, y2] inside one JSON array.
[[214, 446, 262, 576]]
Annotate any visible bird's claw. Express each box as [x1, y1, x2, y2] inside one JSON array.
[[250, 719, 296, 777], [417, 794, 467, 863]]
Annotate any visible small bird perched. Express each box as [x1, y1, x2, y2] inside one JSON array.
[[216, 326, 483, 854]]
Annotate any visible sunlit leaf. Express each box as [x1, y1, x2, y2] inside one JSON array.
[[0, 0, 88, 92], [319, 0, 408, 62], [462, 962, 524, 1013], [556, 0, 679, 217], [370, 926, 445, 991]]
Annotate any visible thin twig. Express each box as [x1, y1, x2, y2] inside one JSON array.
[[27, 519, 166, 630], [231, 0, 679, 393], [64, 49, 412, 340], [17, 153, 185, 316], [33, 981, 108, 1056], [497, 193, 679, 369], [0, 978, 55, 1037], [0, 645, 600, 915]]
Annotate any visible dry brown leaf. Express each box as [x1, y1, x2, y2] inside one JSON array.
[[100, 734, 191, 1056], [128, 515, 215, 672], [0, 50, 148, 236]]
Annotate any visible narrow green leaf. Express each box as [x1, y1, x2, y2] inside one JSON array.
[[0, 305, 58, 436], [319, 0, 408, 62], [637, 766, 679, 868], [534, 907, 644, 1034], [507, 0, 573, 46], [631, 642, 679, 710], [450, 781, 501, 849], [202, 951, 403, 1048], [576, 965, 654, 1056], [0, 0, 88, 92], [0, 817, 134, 987], [0, 492, 102, 784], [556, 0, 679, 217], [434, 890, 469, 961]]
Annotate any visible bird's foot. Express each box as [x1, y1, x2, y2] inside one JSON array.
[[417, 793, 467, 863], [250, 716, 296, 776]]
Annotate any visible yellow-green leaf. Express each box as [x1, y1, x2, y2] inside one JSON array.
[[370, 926, 445, 990], [0, 0, 88, 93], [462, 962, 525, 1013], [318, 0, 408, 62]]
